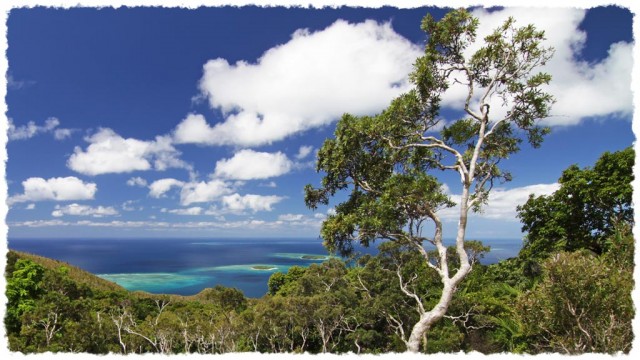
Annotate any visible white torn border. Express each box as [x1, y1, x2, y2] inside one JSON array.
[[0, 1, 638, 360]]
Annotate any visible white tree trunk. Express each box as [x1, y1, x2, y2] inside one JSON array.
[[406, 182, 474, 352]]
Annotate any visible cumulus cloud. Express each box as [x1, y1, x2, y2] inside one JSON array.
[[8, 117, 73, 141], [295, 145, 314, 160], [439, 183, 561, 221], [26, 204, 36, 210], [442, 8, 633, 126], [148, 178, 186, 198], [174, 19, 421, 147], [8, 176, 97, 204], [127, 176, 147, 187], [221, 193, 285, 213], [213, 149, 293, 180], [127, 177, 148, 187], [52, 203, 119, 218], [180, 179, 234, 206], [67, 128, 190, 176]]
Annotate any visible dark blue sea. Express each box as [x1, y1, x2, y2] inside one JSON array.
[[8, 237, 522, 298]]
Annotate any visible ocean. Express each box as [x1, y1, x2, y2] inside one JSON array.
[[7, 237, 522, 298]]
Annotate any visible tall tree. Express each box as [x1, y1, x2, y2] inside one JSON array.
[[305, 8, 553, 352]]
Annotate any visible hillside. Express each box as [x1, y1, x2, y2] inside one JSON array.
[[7, 250, 126, 293]]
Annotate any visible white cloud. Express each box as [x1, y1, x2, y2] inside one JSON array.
[[148, 178, 185, 198], [259, 181, 277, 188], [276, 213, 324, 228], [438, 183, 561, 221], [53, 128, 75, 140], [172, 113, 214, 145], [127, 176, 148, 187], [295, 145, 314, 160], [221, 193, 285, 213], [8, 176, 97, 204], [10, 220, 69, 227], [67, 128, 190, 176], [180, 179, 234, 206], [52, 203, 119, 218], [7, 74, 35, 90], [162, 207, 203, 216], [443, 8, 633, 126], [213, 149, 293, 180], [25, 204, 36, 210], [278, 213, 305, 221], [9, 218, 316, 231], [8, 117, 73, 141], [122, 200, 142, 211], [177, 19, 421, 147]]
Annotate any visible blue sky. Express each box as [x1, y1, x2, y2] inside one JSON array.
[[4, 5, 634, 240]]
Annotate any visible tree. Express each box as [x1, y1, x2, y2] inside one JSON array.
[[305, 8, 553, 352], [6, 259, 45, 335], [516, 225, 634, 354], [517, 146, 634, 262]]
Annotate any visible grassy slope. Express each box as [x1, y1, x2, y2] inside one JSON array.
[[8, 250, 125, 293], [7, 250, 229, 302]]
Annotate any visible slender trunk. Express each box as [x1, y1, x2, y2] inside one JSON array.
[[406, 183, 473, 353], [406, 282, 454, 352]]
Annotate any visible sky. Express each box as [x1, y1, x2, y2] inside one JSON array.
[[2, 4, 635, 241]]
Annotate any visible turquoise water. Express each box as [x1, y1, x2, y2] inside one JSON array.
[[9, 237, 521, 298]]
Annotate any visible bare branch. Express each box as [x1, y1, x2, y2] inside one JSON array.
[[396, 267, 426, 316]]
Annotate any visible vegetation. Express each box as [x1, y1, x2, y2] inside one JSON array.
[[304, 7, 553, 352], [517, 146, 634, 261]]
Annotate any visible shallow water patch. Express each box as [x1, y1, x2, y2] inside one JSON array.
[[98, 272, 210, 293], [271, 253, 333, 261], [192, 264, 291, 273]]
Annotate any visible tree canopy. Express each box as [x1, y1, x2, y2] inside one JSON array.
[[305, 8, 554, 352], [517, 146, 634, 262]]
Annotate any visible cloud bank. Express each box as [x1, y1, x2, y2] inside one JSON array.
[[52, 203, 119, 218]]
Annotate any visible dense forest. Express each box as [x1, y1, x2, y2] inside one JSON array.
[[5, 147, 634, 354]]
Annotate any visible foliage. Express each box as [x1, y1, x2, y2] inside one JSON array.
[[516, 225, 634, 354], [517, 146, 634, 261], [6, 258, 45, 334]]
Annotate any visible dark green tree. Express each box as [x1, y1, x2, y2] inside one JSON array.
[[305, 8, 553, 352], [517, 146, 634, 262]]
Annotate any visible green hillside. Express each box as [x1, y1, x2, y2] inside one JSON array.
[[7, 250, 125, 293]]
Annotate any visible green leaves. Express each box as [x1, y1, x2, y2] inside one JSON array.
[[6, 259, 46, 333], [517, 147, 634, 260], [517, 247, 634, 353]]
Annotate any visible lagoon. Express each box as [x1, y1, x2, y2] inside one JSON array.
[[8, 237, 521, 298]]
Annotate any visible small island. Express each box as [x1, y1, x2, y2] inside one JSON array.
[[251, 265, 277, 271], [301, 255, 327, 260]]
